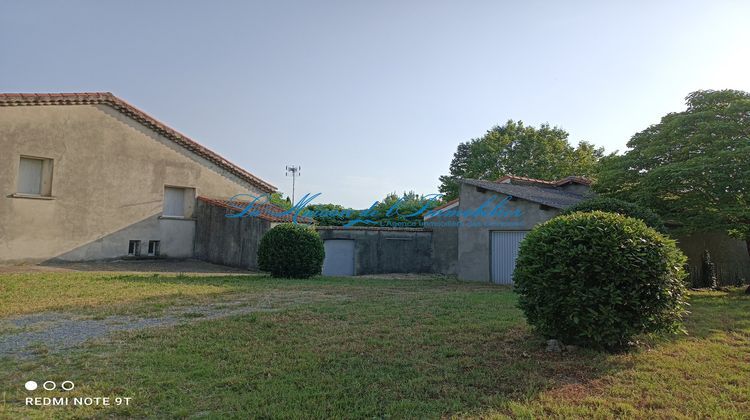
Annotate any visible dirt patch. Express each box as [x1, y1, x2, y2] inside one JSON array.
[[0, 290, 345, 358]]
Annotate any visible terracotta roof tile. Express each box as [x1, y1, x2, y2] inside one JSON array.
[[495, 175, 555, 185], [428, 198, 459, 212], [198, 196, 314, 224], [495, 175, 592, 186], [555, 176, 592, 186], [496, 175, 557, 185], [0, 92, 276, 193]]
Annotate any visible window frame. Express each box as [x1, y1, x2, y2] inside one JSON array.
[[128, 240, 142, 257], [147, 240, 161, 257], [161, 185, 196, 219], [15, 155, 54, 198]]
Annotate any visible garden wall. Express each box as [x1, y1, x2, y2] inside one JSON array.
[[194, 201, 434, 274], [317, 226, 433, 275], [676, 231, 750, 286], [193, 200, 272, 270]]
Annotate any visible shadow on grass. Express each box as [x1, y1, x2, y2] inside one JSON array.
[[100, 272, 506, 293], [39, 258, 256, 274]]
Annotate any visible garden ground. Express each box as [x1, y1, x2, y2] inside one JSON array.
[[0, 270, 748, 418]]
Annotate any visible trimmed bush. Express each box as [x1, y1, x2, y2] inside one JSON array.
[[258, 224, 324, 278], [514, 211, 688, 350], [561, 196, 666, 232]]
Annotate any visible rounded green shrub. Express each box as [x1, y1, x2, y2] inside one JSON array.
[[513, 211, 688, 350], [257, 224, 324, 278], [561, 196, 666, 232]]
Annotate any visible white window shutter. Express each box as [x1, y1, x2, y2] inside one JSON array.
[[163, 187, 185, 217], [18, 158, 43, 195]]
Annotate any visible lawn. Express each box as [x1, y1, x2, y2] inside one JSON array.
[[0, 273, 748, 419]]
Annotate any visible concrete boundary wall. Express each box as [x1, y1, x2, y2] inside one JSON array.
[[194, 203, 434, 274], [317, 227, 433, 275], [676, 231, 750, 286], [193, 200, 271, 270]]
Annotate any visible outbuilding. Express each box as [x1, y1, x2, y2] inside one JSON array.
[[428, 176, 593, 283]]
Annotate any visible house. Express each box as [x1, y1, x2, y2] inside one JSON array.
[[428, 175, 593, 283], [0, 92, 281, 263], [9, 92, 732, 283]]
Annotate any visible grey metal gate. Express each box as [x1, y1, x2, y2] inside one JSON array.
[[490, 231, 528, 284], [322, 239, 355, 276]]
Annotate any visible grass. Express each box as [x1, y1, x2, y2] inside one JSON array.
[[0, 273, 748, 418], [0, 273, 230, 317]]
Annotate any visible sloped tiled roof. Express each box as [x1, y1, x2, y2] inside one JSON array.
[[0, 92, 276, 193], [555, 176, 592, 186], [428, 198, 459, 212], [496, 174, 592, 186], [422, 198, 459, 220], [198, 196, 314, 224], [461, 178, 588, 209], [496, 175, 557, 185]]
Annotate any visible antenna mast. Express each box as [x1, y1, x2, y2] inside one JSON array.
[[285, 165, 301, 205]]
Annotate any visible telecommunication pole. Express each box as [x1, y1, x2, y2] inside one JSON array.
[[285, 165, 301, 205]]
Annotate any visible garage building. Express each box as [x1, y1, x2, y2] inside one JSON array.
[[428, 176, 593, 284]]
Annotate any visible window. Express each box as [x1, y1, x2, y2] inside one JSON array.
[[128, 240, 141, 256], [147, 240, 160, 257], [163, 187, 185, 217], [163, 186, 195, 218], [17, 156, 53, 196]]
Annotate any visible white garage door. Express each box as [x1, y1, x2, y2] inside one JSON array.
[[322, 240, 355, 276], [491, 231, 529, 284]]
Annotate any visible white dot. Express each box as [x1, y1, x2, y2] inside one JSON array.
[[24, 381, 38, 391]]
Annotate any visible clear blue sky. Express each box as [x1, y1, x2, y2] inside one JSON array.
[[2, 1, 748, 207]]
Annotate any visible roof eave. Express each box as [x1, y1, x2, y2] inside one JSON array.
[[0, 92, 276, 193]]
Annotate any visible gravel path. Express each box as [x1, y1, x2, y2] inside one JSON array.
[[0, 290, 338, 358]]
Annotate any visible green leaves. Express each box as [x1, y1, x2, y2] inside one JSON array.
[[439, 120, 604, 199], [596, 89, 750, 244], [513, 211, 688, 351], [258, 224, 325, 279]]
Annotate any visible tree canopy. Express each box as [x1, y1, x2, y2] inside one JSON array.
[[269, 192, 292, 210], [596, 89, 750, 254], [438, 120, 603, 200], [300, 191, 442, 227], [561, 196, 666, 233]]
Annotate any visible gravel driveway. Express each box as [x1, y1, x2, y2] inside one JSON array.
[[0, 290, 338, 358]]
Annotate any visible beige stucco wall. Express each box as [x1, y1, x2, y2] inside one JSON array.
[[456, 183, 563, 282], [0, 104, 268, 263]]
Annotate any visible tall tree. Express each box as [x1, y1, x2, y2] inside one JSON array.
[[438, 120, 603, 199], [596, 89, 750, 257], [269, 192, 292, 210]]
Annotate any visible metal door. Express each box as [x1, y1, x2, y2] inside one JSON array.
[[490, 231, 528, 284], [322, 240, 355, 276]]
